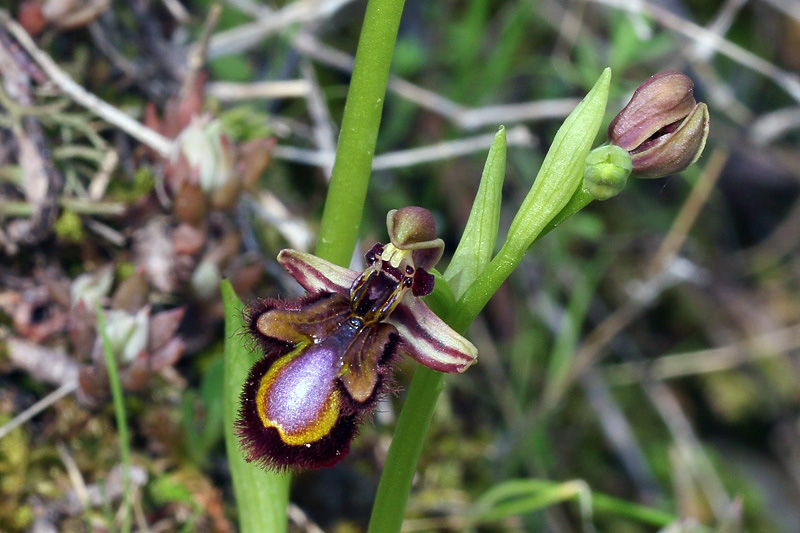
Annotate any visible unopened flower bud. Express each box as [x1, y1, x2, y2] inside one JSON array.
[[176, 117, 242, 209], [608, 71, 709, 178], [584, 145, 632, 200], [386, 207, 444, 271], [71, 267, 114, 308], [103, 308, 150, 363]]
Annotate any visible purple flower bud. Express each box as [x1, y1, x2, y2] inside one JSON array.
[[608, 71, 710, 178]]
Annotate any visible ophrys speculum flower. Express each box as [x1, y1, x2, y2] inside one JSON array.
[[238, 207, 477, 470]]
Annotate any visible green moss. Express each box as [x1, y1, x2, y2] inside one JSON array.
[[54, 210, 85, 242]]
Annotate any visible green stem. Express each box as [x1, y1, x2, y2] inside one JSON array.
[[366, 191, 591, 532], [96, 309, 132, 533], [222, 283, 290, 533], [315, 0, 408, 267], [539, 187, 595, 239], [368, 366, 446, 532]]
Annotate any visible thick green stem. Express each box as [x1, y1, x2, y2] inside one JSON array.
[[315, 0, 408, 266], [222, 283, 290, 533], [368, 365, 446, 533]]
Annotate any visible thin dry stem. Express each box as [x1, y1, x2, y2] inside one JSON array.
[[207, 0, 356, 59], [590, 0, 800, 103], [292, 32, 580, 130], [0, 380, 79, 441], [270, 126, 534, 170], [181, 4, 222, 101], [206, 80, 311, 101], [603, 323, 800, 384], [0, 10, 173, 157], [301, 60, 337, 179]]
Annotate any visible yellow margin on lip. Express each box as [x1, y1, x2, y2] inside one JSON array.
[[255, 341, 341, 446]]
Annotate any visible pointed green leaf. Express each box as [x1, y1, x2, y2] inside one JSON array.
[[449, 69, 613, 333], [444, 125, 507, 298], [221, 281, 290, 533], [505, 68, 611, 254]]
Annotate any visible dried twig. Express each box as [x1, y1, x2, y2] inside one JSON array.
[[206, 80, 311, 101], [581, 372, 661, 502], [686, 0, 748, 62], [750, 106, 800, 144], [645, 380, 732, 519], [0, 380, 79, 441], [603, 323, 800, 384], [160, 0, 192, 24], [249, 192, 315, 252], [181, 4, 221, 102], [0, 9, 173, 157], [57, 442, 91, 510], [207, 0, 356, 59], [293, 32, 581, 130], [301, 60, 337, 179], [271, 125, 535, 170], [589, 0, 800, 103]]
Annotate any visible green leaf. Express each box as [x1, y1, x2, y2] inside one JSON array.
[[449, 68, 613, 333], [471, 478, 679, 528], [221, 281, 290, 533], [504, 67, 612, 255], [444, 126, 507, 298]]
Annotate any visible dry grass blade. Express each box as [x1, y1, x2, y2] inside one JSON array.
[[589, 0, 800, 103], [603, 323, 800, 384], [0, 9, 172, 156], [0, 380, 79, 441]]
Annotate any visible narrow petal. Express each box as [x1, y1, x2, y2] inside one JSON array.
[[387, 297, 477, 373], [340, 323, 397, 404], [248, 293, 351, 346], [277, 249, 358, 295]]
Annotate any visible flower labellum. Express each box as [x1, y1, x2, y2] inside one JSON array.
[[238, 207, 477, 470], [608, 71, 710, 178]]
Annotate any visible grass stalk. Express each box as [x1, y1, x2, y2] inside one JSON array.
[[223, 0, 407, 530], [96, 309, 132, 533]]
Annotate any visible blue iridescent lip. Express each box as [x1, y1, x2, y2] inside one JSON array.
[[261, 343, 342, 441], [237, 207, 478, 471]]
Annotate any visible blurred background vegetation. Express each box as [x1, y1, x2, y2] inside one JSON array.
[[1, 0, 799, 531]]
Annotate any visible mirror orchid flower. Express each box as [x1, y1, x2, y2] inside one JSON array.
[[237, 207, 478, 470]]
